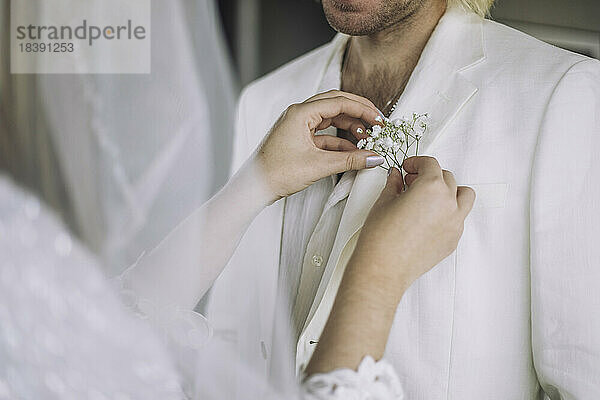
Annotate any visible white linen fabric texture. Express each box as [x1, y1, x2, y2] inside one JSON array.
[[0, 174, 404, 400], [0, 0, 236, 275], [208, 5, 600, 400]]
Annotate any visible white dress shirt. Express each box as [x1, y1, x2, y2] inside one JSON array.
[[277, 40, 355, 345], [283, 171, 356, 342]]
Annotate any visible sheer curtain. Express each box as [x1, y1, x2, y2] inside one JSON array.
[[0, 0, 236, 275]]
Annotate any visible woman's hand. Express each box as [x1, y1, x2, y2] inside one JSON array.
[[306, 156, 474, 375], [253, 90, 385, 203], [352, 156, 476, 296]]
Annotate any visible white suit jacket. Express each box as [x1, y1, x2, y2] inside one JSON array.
[[209, 8, 600, 399]]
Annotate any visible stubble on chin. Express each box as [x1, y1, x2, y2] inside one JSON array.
[[321, 0, 423, 36]]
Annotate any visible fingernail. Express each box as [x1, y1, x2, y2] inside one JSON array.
[[356, 127, 364, 134], [366, 155, 385, 168], [387, 167, 393, 176], [374, 115, 383, 123]]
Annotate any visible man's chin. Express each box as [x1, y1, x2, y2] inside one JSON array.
[[323, 5, 370, 35], [322, 0, 387, 36]]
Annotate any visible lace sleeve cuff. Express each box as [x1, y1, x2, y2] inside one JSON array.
[[302, 356, 404, 400], [113, 272, 212, 350]]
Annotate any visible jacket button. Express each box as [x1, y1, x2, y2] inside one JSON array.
[[312, 254, 323, 267]]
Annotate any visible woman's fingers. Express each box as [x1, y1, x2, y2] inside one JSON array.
[[313, 136, 385, 173], [378, 167, 404, 202], [313, 135, 357, 152], [305, 90, 382, 116], [402, 156, 442, 178], [256, 92, 384, 200], [403, 157, 474, 216], [456, 186, 476, 216], [300, 92, 383, 140], [313, 115, 369, 139], [442, 170, 457, 191], [404, 173, 418, 187], [324, 149, 385, 175], [398, 160, 455, 190], [298, 96, 381, 130]]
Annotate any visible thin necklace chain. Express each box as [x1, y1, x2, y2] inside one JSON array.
[[341, 38, 403, 118]]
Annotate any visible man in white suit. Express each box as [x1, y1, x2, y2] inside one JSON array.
[[209, 0, 600, 398]]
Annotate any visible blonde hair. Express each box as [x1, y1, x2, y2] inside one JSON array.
[[449, 0, 495, 17]]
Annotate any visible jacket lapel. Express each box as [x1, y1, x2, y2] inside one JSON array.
[[302, 7, 485, 337], [392, 5, 484, 152]]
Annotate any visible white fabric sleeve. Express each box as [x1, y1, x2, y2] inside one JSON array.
[[118, 86, 272, 315], [118, 155, 272, 310], [230, 85, 257, 175], [302, 356, 404, 400], [530, 59, 600, 398]]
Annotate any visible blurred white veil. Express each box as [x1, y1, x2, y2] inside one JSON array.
[[40, 0, 238, 274], [2, 0, 236, 275]]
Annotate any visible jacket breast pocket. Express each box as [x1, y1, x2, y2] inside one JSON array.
[[463, 183, 509, 209]]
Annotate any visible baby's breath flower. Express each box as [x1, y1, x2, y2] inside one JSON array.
[[361, 111, 430, 170], [383, 137, 394, 150]]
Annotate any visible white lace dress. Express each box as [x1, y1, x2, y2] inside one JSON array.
[[0, 176, 404, 400]]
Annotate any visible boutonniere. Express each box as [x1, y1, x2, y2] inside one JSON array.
[[357, 113, 429, 170]]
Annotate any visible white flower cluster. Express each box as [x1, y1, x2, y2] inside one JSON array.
[[357, 112, 429, 170]]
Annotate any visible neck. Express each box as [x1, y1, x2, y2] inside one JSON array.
[[350, 2, 446, 75], [341, 1, 446, 115]]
